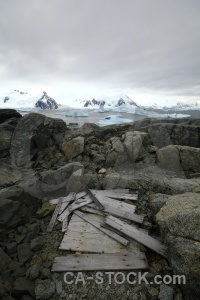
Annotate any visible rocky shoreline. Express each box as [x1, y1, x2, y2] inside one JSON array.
[[0, 109, 200, 300]]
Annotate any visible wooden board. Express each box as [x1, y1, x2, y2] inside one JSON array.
[[86, 196, 143, 224], [105, 215, 167, 258], [90, 189, 138, 201], [74, 210, 129, 246], [59, 192, 76, 214], [85, 188, 104, 210], [59, 214, 143, 255], [52, 253, 148, 272], [47, 198, 63, 232], [80, 206, 105, 216]]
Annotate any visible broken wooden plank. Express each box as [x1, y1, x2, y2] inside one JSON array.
[[91, 189, 138, 201], [59, 214, 143, 254], [47, 198, 63, 232], [105, 215, 167, 258], [74, 210, 129, 246], [59, 192, 76, 215], [58, 197, 93, 222], [80, 206, 105, 216], [87, 200, 143, 224], [85, 188, 104, 210], [52, 253, 148, 272]]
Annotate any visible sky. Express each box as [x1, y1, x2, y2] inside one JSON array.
[[0, 0, 200, 106]]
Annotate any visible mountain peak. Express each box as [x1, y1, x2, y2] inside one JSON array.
[[35, 91, 59, 110]]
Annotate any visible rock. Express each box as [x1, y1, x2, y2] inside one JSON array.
[[0, 109, 21, 124], [156, 145, 182, 173], [158, 283, 174, 300], [98, 168, 107, 174], [21, 296, 34, 300], [149, 193, 171, 215], [26, 262, 41, 279], [0, 129, 13, 158], [30, 236, 45, 252], [0, 248, 12, 272], [156, 193, 200, 240], [39, 162, 83, 195], [40, 268, 51, 279], [62, 136, 84, 160], [12, 277, 35, 298], [0, 166, 21, 188], [105, 137, 125, 167], [123, 131, 148, 161], [179, 146, 200, 173], [156, 193, 200, 299], [35, 279, 55, 299], [5, 242, 17, 255], [36, 202, 55, 218], [102, 169, 121, 189], [17, 244, 32, 263], [66, 168, 84, 193]]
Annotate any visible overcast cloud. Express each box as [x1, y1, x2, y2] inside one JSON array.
[[0, 0, 200, 103]]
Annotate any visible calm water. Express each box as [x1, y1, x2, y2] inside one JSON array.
[[21, 109, 200, 127]]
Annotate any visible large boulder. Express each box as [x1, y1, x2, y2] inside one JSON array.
[[156, 145, 200, 175], [10, 113, 67, 168], [156, 193, 200, 299], [0, 109, 22, 124], [123, 131, 149, 161]]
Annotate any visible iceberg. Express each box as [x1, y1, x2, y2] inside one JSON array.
[[98, 114, 133, 126], [64, 109, 89, 117]]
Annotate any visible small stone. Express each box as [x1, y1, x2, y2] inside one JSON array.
[[40, 268, 51, 279], [0, 248, 12, 272], [17, 243, 32, 263], [30, 236, 45, 252], [5, 242, 17, 255], [15, 234, 26, 244], [35, 279, 55, 299], [98, 168, 107, 174], [26, 262, 41, 279], [55, 280, 62, 295], [36, 203, 55, 219]]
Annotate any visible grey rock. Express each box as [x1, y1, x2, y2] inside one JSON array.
[[40, 268, 51, 279], [0, 248, 12, 272], [156, 193, 200, 240], [21, 296, 34, 300], [179, 146, 200, 173], [5, 242, 17, 255], [156, 145, 182, 173], [158, 283, 174, 300], [0, 109, 21, 124], [35, 279, 55, 299], [149, 193, 171, 215], [30, 236, 45, 252], [12, 277, 35, 298], [26, 262, 41, 279], [123, 131, 148, 161], [62, 136, 85, 160], [0, 166, 21, 188], [17, 243, 32, 263], [156, 193, 200, 299]]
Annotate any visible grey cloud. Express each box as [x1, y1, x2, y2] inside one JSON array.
[[0, 0, 200, 97]]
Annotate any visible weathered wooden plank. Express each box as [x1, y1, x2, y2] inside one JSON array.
[[74, 210, 129, 246], [58, 197, 93, 222], [91, 189, 138, 201], [59, 214, 143, 254], [47, 198, 63, 232], [52, 253, 148, 272], [85, 188, 104, 210], [105, 215, 167, 258], [87, 201, 143, 224], [59, 192, 76, 215], [80, 206, 105, 216]]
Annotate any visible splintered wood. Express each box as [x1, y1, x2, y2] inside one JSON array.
[[49, 188, 167, 272]]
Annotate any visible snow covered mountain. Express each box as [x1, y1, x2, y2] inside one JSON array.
[[0, 90, 59, 110], [35, 91, 58, 109], [143, 99, 200, 111]]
